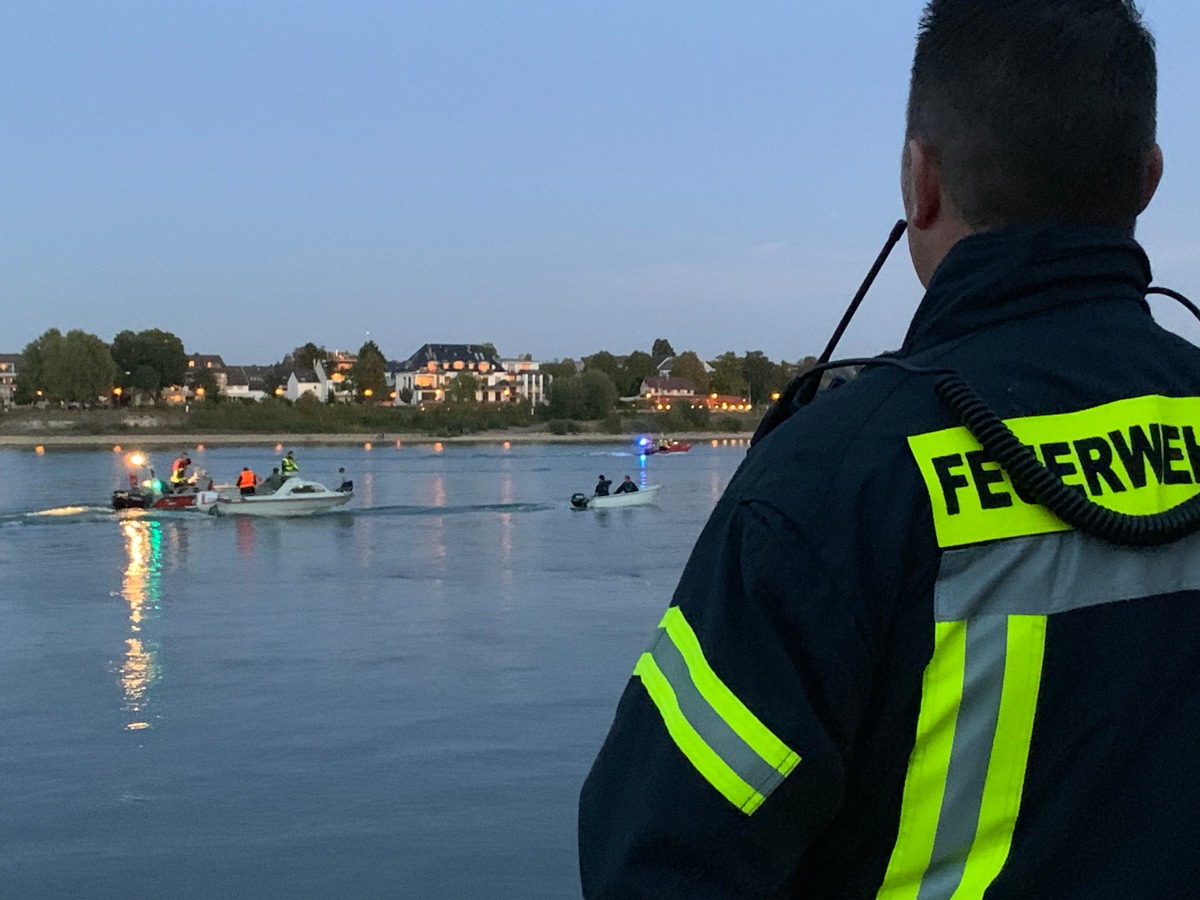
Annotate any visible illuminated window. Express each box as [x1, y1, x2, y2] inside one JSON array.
[[453, 360, 464, 370]]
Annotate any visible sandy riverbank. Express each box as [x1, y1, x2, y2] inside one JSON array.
[[0, 431, 755, 450]]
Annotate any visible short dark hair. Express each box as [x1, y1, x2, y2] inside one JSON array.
[[907, 0, 1157, 229]]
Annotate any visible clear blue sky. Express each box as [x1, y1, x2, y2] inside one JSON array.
[[3, 1, 1198, 365]]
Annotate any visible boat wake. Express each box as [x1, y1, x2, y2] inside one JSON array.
[[363, 502, 554, 518], [0, 500, 554, 527], [0, 505, 116, 527]]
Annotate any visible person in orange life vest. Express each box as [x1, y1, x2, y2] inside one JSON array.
[[236, 467, 257, 496]]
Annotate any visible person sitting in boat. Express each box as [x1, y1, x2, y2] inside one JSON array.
[[260, 467, 284, 494], [280, 450, 299, 478], [614, 475, 639, 494], [595, 475, 613, 497], [236, 467, 258, 496], [169, 453, 192, 492], [335, 467, 353, 493]]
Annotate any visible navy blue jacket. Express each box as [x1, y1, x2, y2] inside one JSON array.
[[580, 225, 1200, 898]]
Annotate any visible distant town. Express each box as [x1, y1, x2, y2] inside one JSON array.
[[0, 328, 818, 421]]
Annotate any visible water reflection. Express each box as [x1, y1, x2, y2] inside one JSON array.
[[497, 471, 515, 587], [418, 473, 449, 576], [119, 519, 163, 731], [236, 516, 257, 558], [709, 469, 726, 506]]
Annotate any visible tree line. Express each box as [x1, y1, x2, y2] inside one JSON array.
[[542, 338, 816, 420], [12, 327, 400, 407], [12, 326, 816, 422]]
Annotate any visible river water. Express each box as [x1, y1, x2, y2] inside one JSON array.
[[0, 439, 746, 898]]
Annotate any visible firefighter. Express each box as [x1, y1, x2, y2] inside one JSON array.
[[169, 452, 191, 490], [580, 2, 1200, 896], [236, 467, 257, 496], [280, 450, 299, 478]]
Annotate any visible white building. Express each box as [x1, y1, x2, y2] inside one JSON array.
[[284, 361, 329, 402], [0, 354, 21, 407], [391, 344, 550, 406]]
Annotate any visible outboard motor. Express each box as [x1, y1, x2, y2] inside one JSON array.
[[570, 492, 590, 510]]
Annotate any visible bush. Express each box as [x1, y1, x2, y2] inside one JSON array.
[[547, 370, 617, 420], [716, 415, 749, 432], [599, 412, 625, 434], [657, 403, 709, 432], [547, 419, 581, 435]]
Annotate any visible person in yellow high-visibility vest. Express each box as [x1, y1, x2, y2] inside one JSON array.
[[280, 450, 299, 478]]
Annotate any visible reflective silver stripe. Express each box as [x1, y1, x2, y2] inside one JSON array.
[[916, 615, 1008, 900], [648, 628, 787, 798], [935, 529, 1200, 621]]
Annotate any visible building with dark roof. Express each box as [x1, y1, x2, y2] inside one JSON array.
[[222, 365, 278, 402], [390, 343, 549, 406], [186, 353, 228, 392]]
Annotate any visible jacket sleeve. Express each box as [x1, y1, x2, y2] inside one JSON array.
[[579, 497, 877, 898]]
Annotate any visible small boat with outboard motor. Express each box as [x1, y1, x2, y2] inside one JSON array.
[[111, 453, 218, 511], [571, 485, 661, 510], [197, 477, 353, 517]]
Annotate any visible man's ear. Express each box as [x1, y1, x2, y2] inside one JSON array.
[[905, 138, 943, 230], [1139, 144, 1164, 214]]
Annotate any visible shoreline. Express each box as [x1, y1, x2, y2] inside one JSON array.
[[0, 430, 756, 450]]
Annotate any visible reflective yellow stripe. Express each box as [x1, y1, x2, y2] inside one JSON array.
[[908, 395, 1200, 547], [878, 616, 1046, 900], [633, 652, 765, 812], [659, 607, 801, 777], [954, 615, 1046, 897], [878, 620, 967, 900]]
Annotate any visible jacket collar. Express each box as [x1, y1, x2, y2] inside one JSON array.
[[900, 223, 1152, 355]]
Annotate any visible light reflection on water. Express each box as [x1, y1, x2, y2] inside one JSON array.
[[235, 515, 256, 557], [358, 471, 375, 508], [498, 470, 515, 589], [119, 518, 163, 731], [421, 473, 450, 573]]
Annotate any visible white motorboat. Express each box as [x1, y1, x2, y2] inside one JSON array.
[[571, 485, 661, 510], [198, 478, 353, 517]]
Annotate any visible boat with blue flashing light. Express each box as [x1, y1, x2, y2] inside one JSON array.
[[637, 437, 692, 455]]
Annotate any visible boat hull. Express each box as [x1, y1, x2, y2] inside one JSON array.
[[112, 488, 217, 511], [199, 478, 353, 517], [644, 442, 691, 455], [574, 485, 661, 509]]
